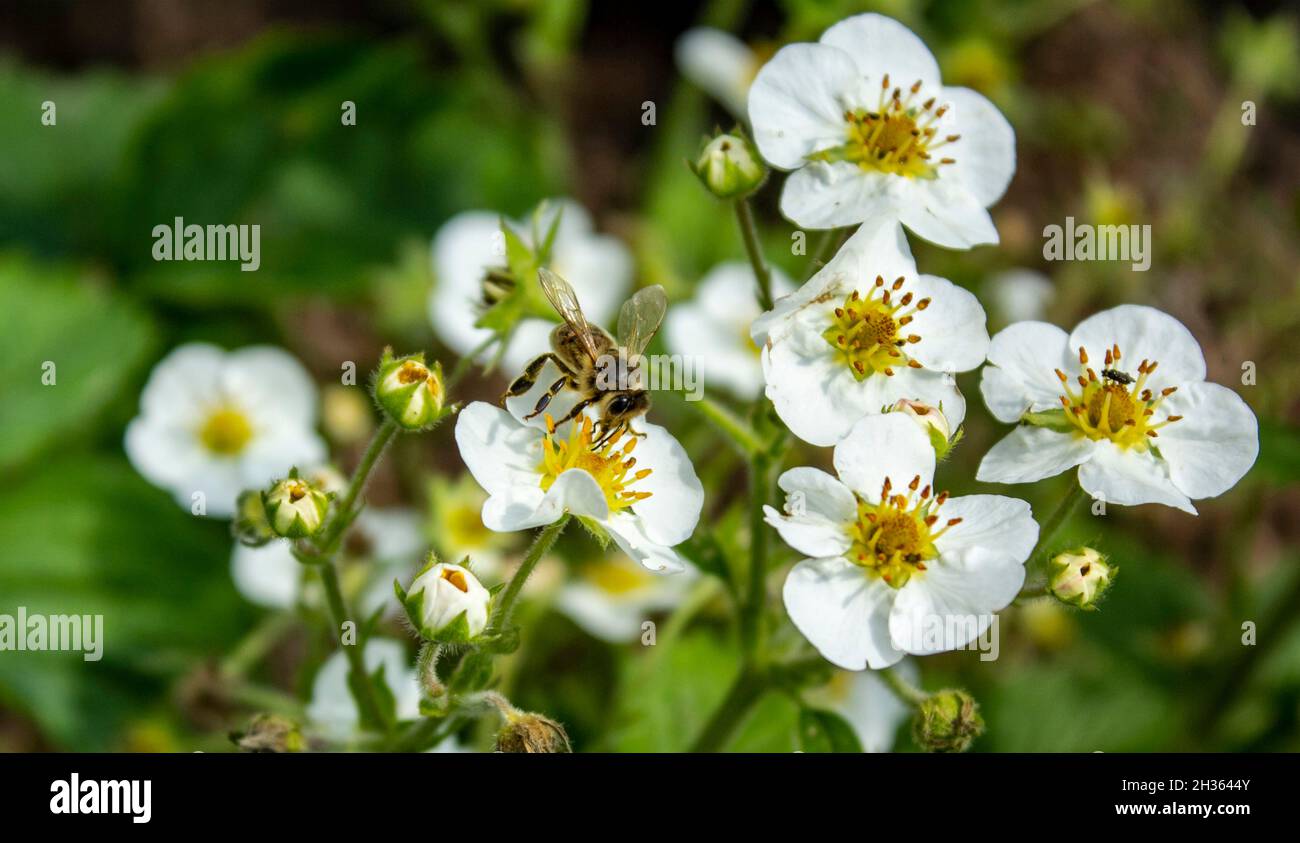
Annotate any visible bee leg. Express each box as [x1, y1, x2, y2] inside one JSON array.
[[551, 395, 598, 429], [523, 376, 572, 421], [502, 353, 564, 403], [593, 420, 628, 450]]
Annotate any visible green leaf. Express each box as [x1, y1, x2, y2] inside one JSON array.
[[0, 454, 255, 749], [0, 255, 155, 472], [607, 630, 798, 752], [798, 707, 865, 753]]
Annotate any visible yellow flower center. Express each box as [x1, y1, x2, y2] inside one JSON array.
[[440, 567, 469, 593], [537, 414, 653, 514], [397, 360, 429, 384], [582, 558, 654, 596], [809, 76, 958, 179], [1055, 344, 1183, 451], [847, 474, 961, 589], [823, 276, 930, 380], [197, 406, 254, 456]]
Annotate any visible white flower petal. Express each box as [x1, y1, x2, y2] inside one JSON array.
[[980, 321, 1072, 423], [764, 467, 855, 558], [783, 556, 902, 670], [1077, 440, 1196, 514], [1157, 382, 1258, 500], [429, 211, 502, 357], [780, 161, 902, 230], [826, 663, 915, 752], [605, 512, 687, 573], [818, 13, 941, 91], [622, 421, 704, 546], [833, 413, 936, 502], [987, 268, 1053, 324], [749, 43, 863, 170], [675, 27, 755, 118], [1068, 305, 1205, 394], [483, 469, 609, 532], [231, 541, 301, 609], [454, 401, 548, 497], [889, 557, 1023, 655], [136, 343, 226, 424], [942, 86, 1016, 206], [904, 274, 990, 372], [934, 494, 1038, 567], [308, 639, 418, 739], [897, 177, 999, 249], [977, 426, 1096, 484], [224, 346, 319, 428], [762, 337, 875, 446]]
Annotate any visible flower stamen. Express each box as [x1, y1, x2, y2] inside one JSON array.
[[537, 414, 653, 513], [823, 277, 928, 380], [846, 474, 953, 588], [1057, 345, 1182, 450]]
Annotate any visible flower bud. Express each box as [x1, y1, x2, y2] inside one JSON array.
[[374, 350, 445, 430], [891, 399, 960, 460], [913, 689, 983, 753], [262, 471, 330, 539], [232, 489, 275, 547], [1048, 547, 1115, 610], [231, 713, 305, 753], [496, 711, 572, 753], [691, 131, 766, 199], [396, 561, 491, 643]]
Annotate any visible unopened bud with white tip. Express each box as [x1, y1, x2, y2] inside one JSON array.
[[1049, 547, 1115, 610], [396, 560, 491, 644], [262, 470, 330, 539], [692, 131, 766, 199], [374, 349, 446, 430]]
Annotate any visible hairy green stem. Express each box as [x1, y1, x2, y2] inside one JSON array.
[[735, 198, 774, 311], [319, 418, 399, 553], [692, 396, 763, 457], [446, 335, 499, 391], [741, 452, 774, 660], [689, 667, 766, 752], [880, 666, 928, 708], [319, 559, 390, 733], [491, 514, 571, 632]]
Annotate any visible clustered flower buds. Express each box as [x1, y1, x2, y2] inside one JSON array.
[[396, 560, 492, 644], [496, 710, 572, 753], [1048, 547, 1116, 610], [913, 689, 984, 753], [262, 470, 331, 539], [692, 130, 766, 199], [374, 349, 447, 430]]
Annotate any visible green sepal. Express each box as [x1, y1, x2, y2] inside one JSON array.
[[1021, 408, 1077, 434], [576, 515, 612, 550]]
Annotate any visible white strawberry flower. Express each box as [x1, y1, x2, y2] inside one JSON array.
[[747, 13, 1015, 247], [752, 217, 989, 446], [398, 560, 492, 643], [771, 413, 1037, 670], [428, 198, 632, 374], [454, 402, 704, 573], [663, 262, 795, 397], [977, 305, 1259, 513], [124, 343, 326, 518], [555, 555, 698, 642]]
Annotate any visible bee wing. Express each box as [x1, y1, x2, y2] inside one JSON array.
[[538, 267, 600, 362], [617, 285, 668, 359]]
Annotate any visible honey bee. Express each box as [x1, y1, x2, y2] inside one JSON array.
[[504, 267, 667, 447]]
